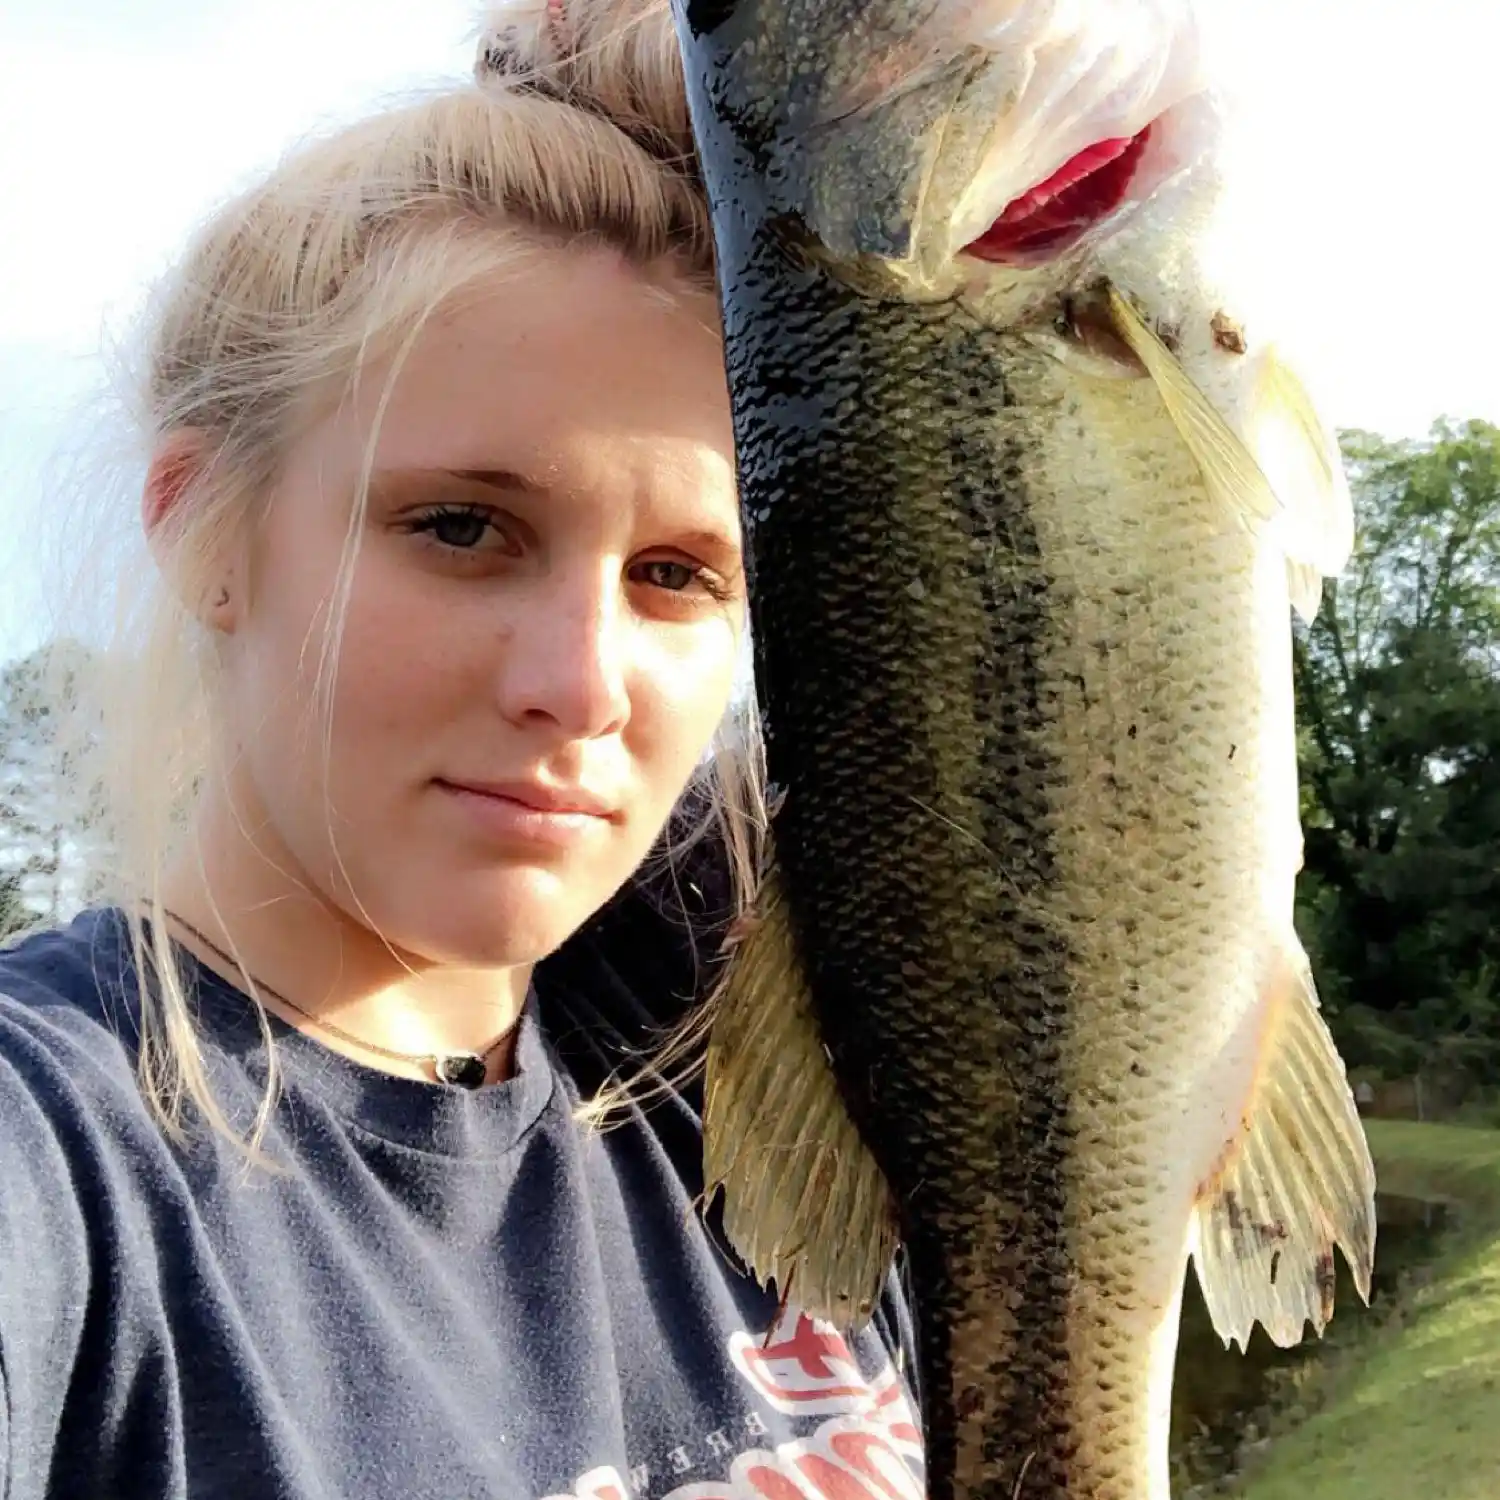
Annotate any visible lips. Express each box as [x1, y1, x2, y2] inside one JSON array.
[[964, 125, 1155, 265], [435, 779, 617, 820]]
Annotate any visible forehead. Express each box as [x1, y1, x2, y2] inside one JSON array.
[[341, 247, 736, 506]]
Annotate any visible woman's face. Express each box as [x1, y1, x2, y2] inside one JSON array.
[[211, 245, 743, 967]]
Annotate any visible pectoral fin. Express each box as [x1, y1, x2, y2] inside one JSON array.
[[1105, 284, 1353, 624], [1105, 284, 1281, 537], [1189, 941, 1377, 1352], [1246, 348, 1356, 621], [702, 865, 898, 1331]]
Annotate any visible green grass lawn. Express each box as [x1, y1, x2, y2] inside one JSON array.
[[1234, 1120, 1500, 1500]]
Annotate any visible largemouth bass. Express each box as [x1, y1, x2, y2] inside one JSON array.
[[667, 0, 1378, 1495]]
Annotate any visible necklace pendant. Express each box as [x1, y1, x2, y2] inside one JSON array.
[[434, 1052, 487, 1090]]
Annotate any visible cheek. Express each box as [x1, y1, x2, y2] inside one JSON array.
[[227, 548, 452, 803], [323, 565, 466, 736], [634, 618, 742, 768]]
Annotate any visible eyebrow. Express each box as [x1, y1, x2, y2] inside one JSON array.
[[676, 527, 744, 559], [446, 468, 548, 495]]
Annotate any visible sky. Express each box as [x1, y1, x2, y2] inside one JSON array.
[[0, 0, 1496, 665]]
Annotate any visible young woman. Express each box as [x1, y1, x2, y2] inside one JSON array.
[[0, 3, 923, 1497]]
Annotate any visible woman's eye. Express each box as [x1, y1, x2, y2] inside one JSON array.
[[433, 512, 488, 549], [632, 559, 697, 592], [407, 505, 509, 553], [627, 555, 737, 609]]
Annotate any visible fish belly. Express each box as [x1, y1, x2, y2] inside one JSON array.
[[993, 348, 1302, 1498]]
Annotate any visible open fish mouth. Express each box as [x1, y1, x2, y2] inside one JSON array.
[[962, 124, 1157, 265]]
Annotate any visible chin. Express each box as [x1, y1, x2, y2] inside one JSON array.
[[396, 863, 624, 969]]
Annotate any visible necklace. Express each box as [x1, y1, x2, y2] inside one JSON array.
[[162, 912, 520, 1090]]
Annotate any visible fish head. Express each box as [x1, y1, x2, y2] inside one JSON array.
[[672, 0, 1354, 597], [672, 0, 1237, 340]]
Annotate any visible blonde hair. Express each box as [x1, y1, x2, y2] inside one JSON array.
[[32, 0, 765, 1153]]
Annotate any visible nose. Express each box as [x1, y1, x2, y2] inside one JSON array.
[[497, 563, 631, 740]]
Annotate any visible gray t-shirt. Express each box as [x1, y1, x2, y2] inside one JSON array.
[[0, 852, 924, 1499]]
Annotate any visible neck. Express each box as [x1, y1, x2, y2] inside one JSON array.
[[156, 791, 533, 1086]]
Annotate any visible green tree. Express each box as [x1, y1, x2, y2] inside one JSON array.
[[1294, 419, 1500, 1079], [0, 873, 23, 941], [0, 638, 103, 926]]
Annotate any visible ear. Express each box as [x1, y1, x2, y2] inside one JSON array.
[[142, 431, 198, 535], [142, 430, 246, 636]]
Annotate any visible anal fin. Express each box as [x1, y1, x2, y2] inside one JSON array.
[[1190, 941, 1378, 1352], [703, 866, 898, 1332]]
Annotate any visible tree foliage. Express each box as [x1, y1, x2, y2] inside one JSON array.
[[0, 873, 24, 942], [0, 638, 102, 928], [1294, 419, 1500, 1079]]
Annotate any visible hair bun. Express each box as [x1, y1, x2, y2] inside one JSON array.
[[474, 0, 699, 170]]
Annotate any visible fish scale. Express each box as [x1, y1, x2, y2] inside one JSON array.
[[672, 0, 1376, 1494]]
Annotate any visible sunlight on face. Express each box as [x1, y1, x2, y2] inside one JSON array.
[[219, 244, 743, 967]]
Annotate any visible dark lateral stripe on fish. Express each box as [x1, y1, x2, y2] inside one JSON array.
[[721, 220, 1083, 1495]]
